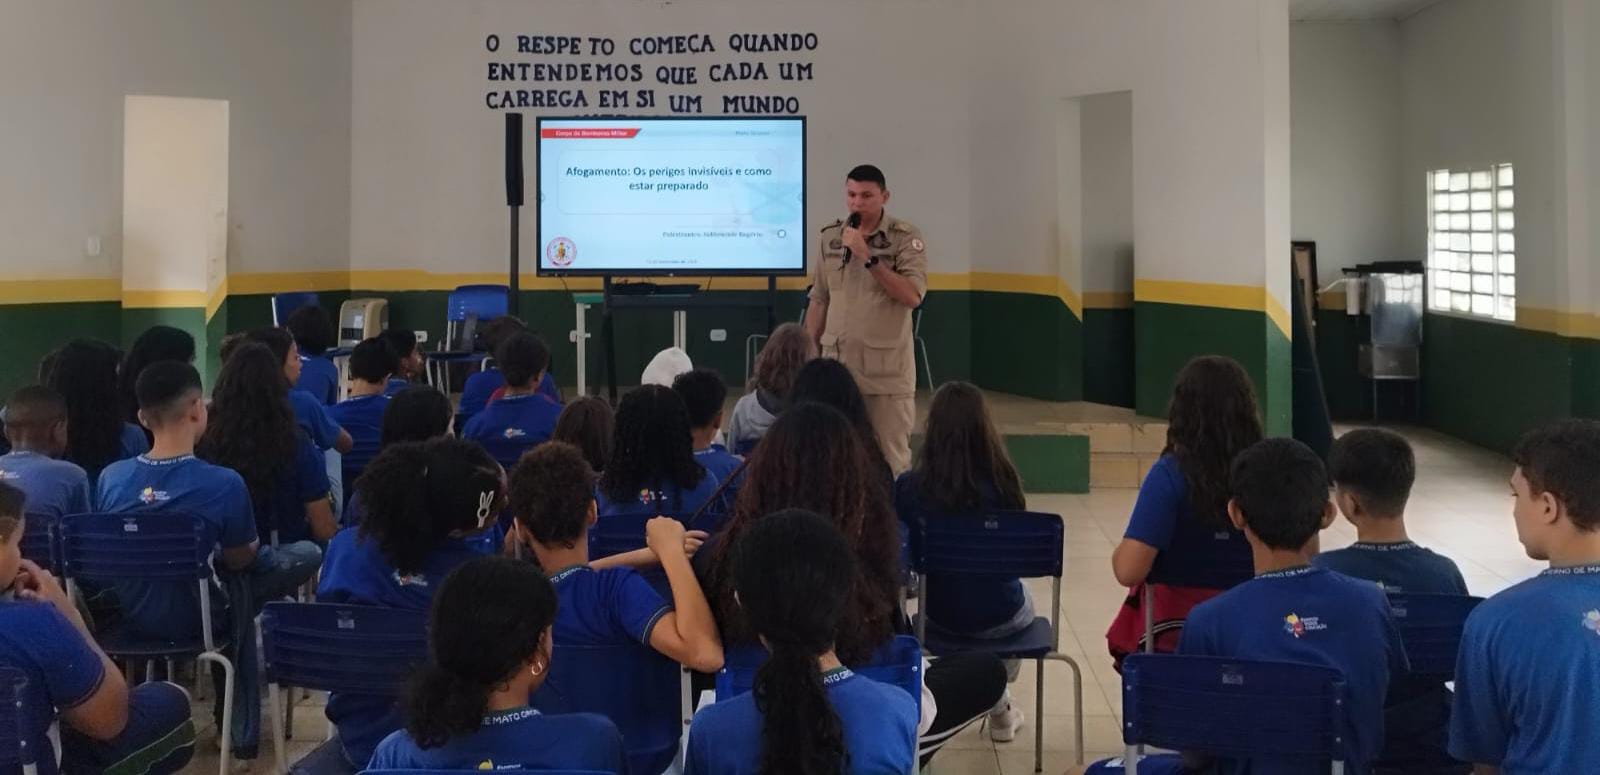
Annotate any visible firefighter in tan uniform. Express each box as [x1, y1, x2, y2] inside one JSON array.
[[804, 164, 927, 474]]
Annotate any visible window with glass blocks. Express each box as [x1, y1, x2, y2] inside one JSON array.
[[1427, 164, 1515, 321]]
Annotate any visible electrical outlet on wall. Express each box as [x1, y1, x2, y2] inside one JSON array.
[[413, 330, 428, 344], [85, 236, 101, 257], [709, 329, 727, 342]]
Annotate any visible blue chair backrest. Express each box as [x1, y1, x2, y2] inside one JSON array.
[[1386, 593, 1484, 678], [273, 292, 321, 326], [1121, 653, 1348, 767], [58, 511, 213, 583], [0, 667, 34, 771], [716, 635, 922, 706], [532, 642, 681, 775], [18, 512, 54, 574], [588, 512, 692, 560], [446, 284, 509, 323], [259, 602, 428, 694], [911, 510, 1064, 579]]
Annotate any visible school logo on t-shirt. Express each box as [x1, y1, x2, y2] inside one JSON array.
[[1283, 612, 1326, 638], [502, 427, 527, 439], [139, 486, 170, 504], [0, 468, 15, 481], [637, 488, 659, 505], [393, 571, 429, 588], [1583, 609, 1600, 636]]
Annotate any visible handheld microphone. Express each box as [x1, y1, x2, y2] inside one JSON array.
[[842, 212, 862, 264]]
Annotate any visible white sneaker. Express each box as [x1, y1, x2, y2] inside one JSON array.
[[988, 703, 1025, 743]]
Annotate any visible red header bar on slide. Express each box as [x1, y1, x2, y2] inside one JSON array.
[[540, 127, 640, 139]]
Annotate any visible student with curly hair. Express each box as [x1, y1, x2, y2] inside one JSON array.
[[379, 385, 455, 448], [597, 385, 720, 517], [725, 322, 815, 455], [198, 342, 335, 544], [315, 437, 506, 768]]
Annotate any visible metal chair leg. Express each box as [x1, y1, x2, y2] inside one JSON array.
[[199, 652, 235, 775], [1035, 653, 1085, 772]]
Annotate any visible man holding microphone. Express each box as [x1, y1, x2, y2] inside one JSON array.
[[805, 164, 928, 474]]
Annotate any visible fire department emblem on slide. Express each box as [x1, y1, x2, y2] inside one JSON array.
[[546, 237, 575, 267]]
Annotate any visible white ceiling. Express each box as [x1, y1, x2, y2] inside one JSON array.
[[1290, 0, 1446, 22]]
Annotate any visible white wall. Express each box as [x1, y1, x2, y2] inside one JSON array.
[[122, 96, 229, 298], [1080, 91, 1134, 297], [0, 0, 351, 283], [1290, 22, 1405, 285]]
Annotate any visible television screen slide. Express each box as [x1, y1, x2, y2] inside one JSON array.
[[536, 117, 806, 275]]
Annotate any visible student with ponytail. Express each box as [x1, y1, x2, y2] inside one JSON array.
[[368, 556, 626, 772], [314, 437, 506, 768], [686, 508, 917, 775]]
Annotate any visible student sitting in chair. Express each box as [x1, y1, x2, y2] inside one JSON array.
[[0, 483, 197, 775], [0, 385, 91, 524], [44, 339, 149, 486], [509, 440, 722, 775], [596, 385, 722, 518], [330, 338, 397, 492], [367, 556, 626, 773], [552, 396, 614, 474], [686, 508, 917, 775], [463, 332, 561, 470], [1106, 356, 1262, 666], [725, 322, 815, 456], [1315, 428, 1469, 775], [1077, 438, 1406, 775], [673, 368, 743, 510], [225, 328, 354, 455], [340, 386, 455, 530], [286, 304, 340, 405], [198, 343, 336, 545], [96, 360, 323, 761], [315, 437, 505, 769], [379, 329, 423, 396], [457, 316, 561, 428], [1450, 420, 1600, 774]]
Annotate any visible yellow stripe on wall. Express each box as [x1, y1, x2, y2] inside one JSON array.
[[1135, 279, 1292, 338], [0, 278, 123, 305], [120, 289, 209, 309], [1517, 307, 1600, 339]]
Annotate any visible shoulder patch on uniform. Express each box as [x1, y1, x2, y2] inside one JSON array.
[[889, 219, 914, 232], [911, 238, 925, 251], [821, 219, 843, 232]]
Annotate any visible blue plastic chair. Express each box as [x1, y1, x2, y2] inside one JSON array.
[[1141, 545, 1256, 655], [0, 668, 37, 775], [272, 292, 321, 327], [911, 510, 1084, 771], [259, 602, 430, 773], [1386, 593, 1484, 678], [1119, 653, 1350, 774], [531, 642, 685, 775], [18, 512, 55, 575], [424, 285, 509, 388], [57, 511, 236, 775], [715, 634, 923, 707]]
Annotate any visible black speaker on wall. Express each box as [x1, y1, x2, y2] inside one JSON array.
[[505, 112, 525, 207]]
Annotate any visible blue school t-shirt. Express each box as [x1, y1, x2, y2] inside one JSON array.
[[459, 369, 561, 424], [894, 471, 1028, 634], [316, 527, 498, 766], [329, 393, 389, 482], [462, 393, 562, 469], [1124, 455, 1254, 589], [548, 564, 672, 647], [295, 354, 340, 405], [382, 377, 410, 397], [289, 389, 341, 451], [77, 423, 152, 487], [0, 599, 108, 775], [694, 444, 742, 513], [1449, 564, 1600, 773], [255, 433, 331, 545], [595, 466, 722, 518], [1178, 566, 1406, 775], [368, 707, 625, 773], [94, 454, 257, 638], [686, 667, 919, 775], [0, 450, 91, 522], [1314, 542, 1470, 772]]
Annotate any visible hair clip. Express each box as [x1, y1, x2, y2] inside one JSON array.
[[476, 490, 495, 527]]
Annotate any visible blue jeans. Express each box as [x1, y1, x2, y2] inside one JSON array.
[[60, 681, 196, 775]]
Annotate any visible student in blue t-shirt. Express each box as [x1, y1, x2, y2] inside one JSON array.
[[510, 440, 722, 774], [673, 368, 743, 514], [340, 386, 455, 530], [458, 316, 562, 429], [0, 485, 197, 775], [197, 342, 335, 545], [368, 556, 626, 772], [552, 396, 615, 474], [1312, 428, 1470, 774], [97, 360, 323, 761], [43, 338, 149, 486], [596, 385, 722, 518], [894, 381, 1029, 741], [379, 329, 423, 396], [687, 508, 917, 775], [1079, 438, 1407, 775], [463, 332, 562, 469], [116, 325, 196, 445], [1449, 420, 1600, 774], [228, 328, 354, 455], [287, 304, 340, 405], [315, 436, 506, 769], [0, 385, 91, 524], [330, 338, 396, 492], [1107, 356, 1262, 665]]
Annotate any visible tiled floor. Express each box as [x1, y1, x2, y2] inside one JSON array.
[[186, 422, 1536, 774]]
